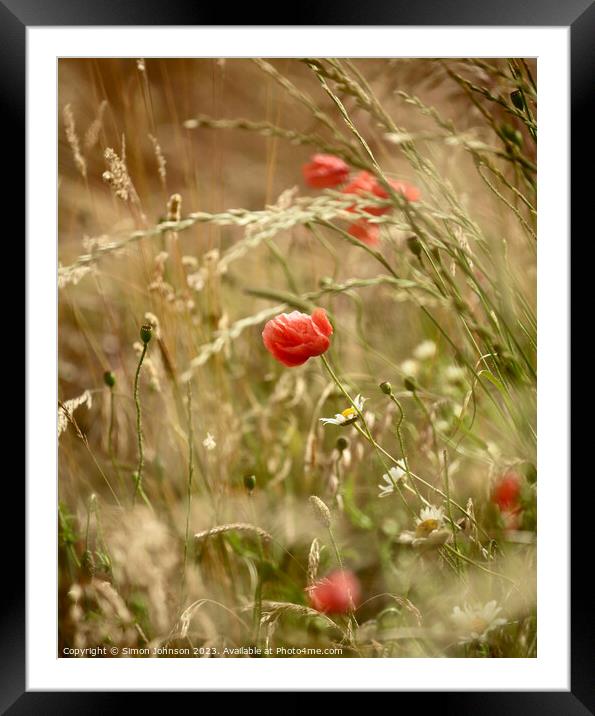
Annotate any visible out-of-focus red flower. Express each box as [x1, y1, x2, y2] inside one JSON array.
[[302, 154, 350, 188], [342, 170, 421, 215], [262, 308, 333, 368], [348, 219, 380, 246], [491, 471, 522, 512], [383, 179, 421, 204], [308, 569, 361, 614]]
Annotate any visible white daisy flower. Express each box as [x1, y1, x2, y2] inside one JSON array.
[[398, 504, 450, 547], [202, 432, 216, 451], [416, 505, 445, 532], [451, 601, 506, 644], [378, 464, 406, 498], [413, 339, 437, 360], [320, 394, 367, 427]]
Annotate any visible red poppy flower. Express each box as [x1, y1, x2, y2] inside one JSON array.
[[308, 569, 361, 614], [302, 154, 350, 189], [342, 170, 421, 215], [491, 471, 522, 512], [262, 308, 333, 368], [348, 219, 380, 246]]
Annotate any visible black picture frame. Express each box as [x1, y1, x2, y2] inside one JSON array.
[[13, 1, 589, 710]]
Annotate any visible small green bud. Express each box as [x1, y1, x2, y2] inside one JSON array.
[[524, 462, 537, 485], [335, 436, 350, 453], [379, 381, 392, 395], [406, 235, 422, 258], [243, 474, 256, 492], [510, 89, 524, 111], [404, 376, 417, 392], [140, 322, 153, 344], [319, 276, 334, 288], [500, 123, 523, 148], [103, 370, 116, 388], [453, 296, 467, 314]]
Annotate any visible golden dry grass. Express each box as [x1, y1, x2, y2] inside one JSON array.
[[58, 58, 536, 658]]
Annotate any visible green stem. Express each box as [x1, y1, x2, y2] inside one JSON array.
[[327, 524, 360, 647], [443, 449, 460, 570], [320, 353, 387, 468], [107, 387, 123, 488], [386, 390, 424, 504], [133, 342, 150, 506], [182, 383, 194, 595]]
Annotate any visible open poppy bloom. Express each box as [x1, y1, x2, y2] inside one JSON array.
[[262, 307, 333, 367], [347, 219, 380, 246], [342, 170, 421, 215], [302, 154, 350, 188], [308, 569, 361, 614]]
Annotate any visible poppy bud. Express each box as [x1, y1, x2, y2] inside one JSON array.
[[500, 123, 523, 148], [379, 381, 392, 395], [524, 463, 537, 485], [510, 89, 524, 111], [244, 474, 256, 492], [404, 376, 417, 392], [140, 323, 153, 344], [103, 371, 116, 388], [453, 296, 467, 313], [406, 235, 422, 259], [335, 436, 350, 453]]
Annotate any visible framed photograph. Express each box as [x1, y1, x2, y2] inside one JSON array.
[[15, 0, 587, 708]]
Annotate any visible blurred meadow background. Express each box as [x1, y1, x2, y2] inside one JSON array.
[[58, 58, 537, 658]]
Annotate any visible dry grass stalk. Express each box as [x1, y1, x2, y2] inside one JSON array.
[[63, 104, 87, 179], [194, 523, 273, 543]]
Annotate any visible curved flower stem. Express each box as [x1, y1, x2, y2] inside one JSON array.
[[412, 388, 440, 461], [133, 342, 151, 509], [319, 353, 388, 470], [320, 353, 416, 518], [384, 387, 424, 505]]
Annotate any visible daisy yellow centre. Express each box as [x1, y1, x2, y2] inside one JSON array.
[[415, 518, 439, 537], [341, 407, 357, 419], [470, 617, 488, 634]]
